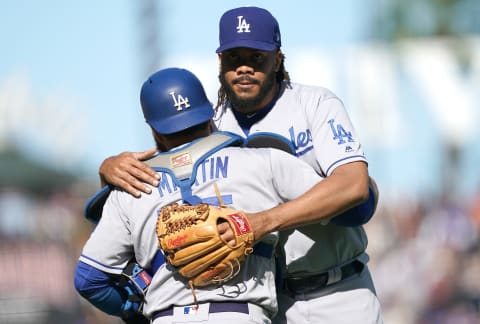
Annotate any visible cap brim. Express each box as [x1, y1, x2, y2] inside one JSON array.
[[216, 40, 277, 53], [148, 104, 214, 135]]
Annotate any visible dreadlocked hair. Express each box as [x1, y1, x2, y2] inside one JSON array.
[[215, 51, 290, 113]]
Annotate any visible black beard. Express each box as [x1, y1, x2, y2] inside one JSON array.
[[220, 69, 276, 114]]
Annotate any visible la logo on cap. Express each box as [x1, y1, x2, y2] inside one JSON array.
[[169, 91, 190, 111], [236, 16, 251, 33]]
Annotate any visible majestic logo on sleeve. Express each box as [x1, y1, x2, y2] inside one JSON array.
[[169, 91, 190, 111], [236, 16, 250, 33], [328, 119, 354, 144]]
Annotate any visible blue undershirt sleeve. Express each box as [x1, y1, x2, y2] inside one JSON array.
[[74, 261, 126, 316], [330, 184, 376, 227]]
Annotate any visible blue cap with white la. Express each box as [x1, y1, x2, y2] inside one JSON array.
[[216, 6, 281, 53], [140, 68, 214, 135]]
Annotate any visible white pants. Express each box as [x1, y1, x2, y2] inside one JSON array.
[[273, 266, 383, 324]]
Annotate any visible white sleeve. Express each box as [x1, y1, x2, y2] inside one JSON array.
[[309, 96, 367, 176], [78, 190, 133, 274], [269, 149, 322, 200]]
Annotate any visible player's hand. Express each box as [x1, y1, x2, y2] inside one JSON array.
[[218, 212, 266, 246], [99, 149, 159, 197], [218, 221, 237, 247]]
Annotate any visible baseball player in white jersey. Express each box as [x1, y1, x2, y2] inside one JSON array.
[[213, 7, 383, 324], [74, 67, 323, 324], [96, 6, 383, 324]]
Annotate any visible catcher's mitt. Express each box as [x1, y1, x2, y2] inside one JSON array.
[[156, 203, 254, 287]]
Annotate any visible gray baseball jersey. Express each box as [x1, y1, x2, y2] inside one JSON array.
[[216, 82, 369, 277], [79, 143, 320, 318]]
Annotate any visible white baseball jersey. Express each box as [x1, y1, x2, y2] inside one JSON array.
[[79, 140, 321, 318], [216, 82, 369, 277]]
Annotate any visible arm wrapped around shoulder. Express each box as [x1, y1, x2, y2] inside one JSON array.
[[156, 203, 254, 287]]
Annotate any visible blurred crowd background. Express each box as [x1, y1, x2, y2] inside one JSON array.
[[1, 0, 479, 323]]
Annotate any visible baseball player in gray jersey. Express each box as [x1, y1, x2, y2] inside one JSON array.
[[75, 67, 323, 323], [97, 6, 383, 324]]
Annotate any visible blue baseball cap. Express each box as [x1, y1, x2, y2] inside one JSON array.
[[216, 6, 281, 53]]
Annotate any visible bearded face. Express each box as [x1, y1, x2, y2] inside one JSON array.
[[219, 69, 276, 113], [218, 48, 280, 114]]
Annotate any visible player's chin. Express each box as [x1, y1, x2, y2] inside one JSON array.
[[232, 88, 260, 101]]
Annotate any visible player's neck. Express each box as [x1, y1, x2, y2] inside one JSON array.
[[160, 129, 212, 151]]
